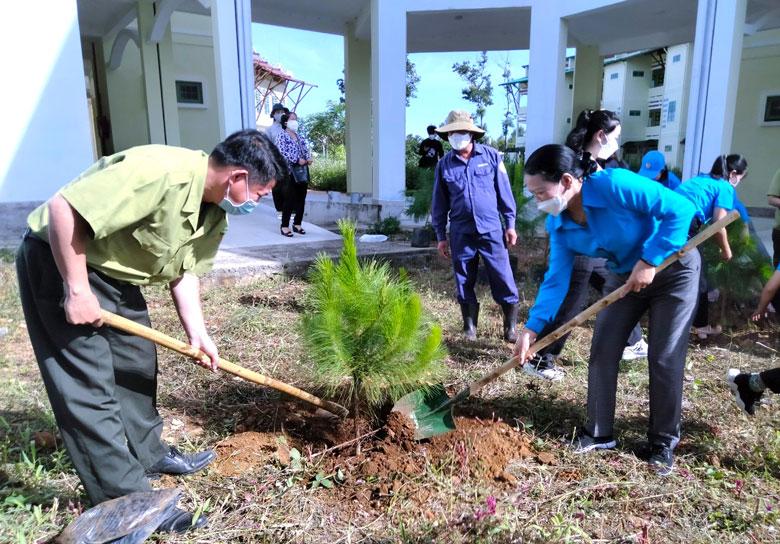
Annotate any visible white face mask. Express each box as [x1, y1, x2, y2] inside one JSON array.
[[273, 112, 283, 123], [536, 183, 568, 216], [597, 132, 619, 160], [448, 132, 472, 151], [287, 120, 299, 132]]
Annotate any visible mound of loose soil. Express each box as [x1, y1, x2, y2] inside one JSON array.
[[213, 432, 289, 477], [327, 412, 543, 486], [211, 409, 556, 512]]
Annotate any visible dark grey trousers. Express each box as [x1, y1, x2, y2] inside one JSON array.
[[585, 250, 700, 449], [538, 256, 641, 357], [16, 234, 168, 505]]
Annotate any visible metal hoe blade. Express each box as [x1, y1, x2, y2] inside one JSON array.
[[392, 384, 470, 440]]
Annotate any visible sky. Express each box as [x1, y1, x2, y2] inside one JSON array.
[[251, 23, 532, 140]]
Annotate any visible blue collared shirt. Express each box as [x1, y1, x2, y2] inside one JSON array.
[[526, 168, 695, 334], [431, 143, 516, 241], [675, 174, 735, 222]]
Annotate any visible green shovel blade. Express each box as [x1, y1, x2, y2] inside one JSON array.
[[392, 384, 470, 440]]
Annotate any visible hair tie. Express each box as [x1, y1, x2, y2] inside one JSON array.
[[580, 152, 599, 176]]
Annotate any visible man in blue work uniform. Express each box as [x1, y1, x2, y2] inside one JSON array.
[[431, 110, 519, 342]]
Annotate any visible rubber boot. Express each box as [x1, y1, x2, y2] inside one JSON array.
[[501, 303, 518, 343], [460, 302, 479, 340]]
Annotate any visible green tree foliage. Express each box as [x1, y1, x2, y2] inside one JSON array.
[[452, 51, 493, 129], [301, 221, 446, 413], [701, 220, 773, 312], [505, 158, 542, 239], [406, 58, 420, 106], [300, 101, 345, 157]]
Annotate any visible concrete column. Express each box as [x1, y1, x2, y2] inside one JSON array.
[[572, 45, 603, 121], [370, 0, 406, 202], [212, 0, 255, 138], [344, 24, 372, 195], [525, 4, 568, 154], [1, 0, 93, 201], [682, 0, 747, 178], [137, 1, 180, 145]]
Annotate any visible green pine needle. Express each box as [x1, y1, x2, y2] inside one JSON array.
[[301, 220, 447, 411]]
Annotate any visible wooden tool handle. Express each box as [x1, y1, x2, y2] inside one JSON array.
[[469, 209, 741, 394], [101, 310, 349, 418]]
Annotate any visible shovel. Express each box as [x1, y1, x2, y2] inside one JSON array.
[[393, 210, 741, 439], [101, 310, 349, 418]]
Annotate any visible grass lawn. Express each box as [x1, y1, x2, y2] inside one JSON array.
[[1, 242, 780, 543]]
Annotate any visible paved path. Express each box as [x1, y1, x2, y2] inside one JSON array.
[[2, 201, 774, 282]]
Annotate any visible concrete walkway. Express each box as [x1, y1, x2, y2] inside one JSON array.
[[2, 200, 774, 283], [207, 202, 435, 283]]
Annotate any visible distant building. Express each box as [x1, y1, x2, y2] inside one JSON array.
[[5, 0, 780, 212]]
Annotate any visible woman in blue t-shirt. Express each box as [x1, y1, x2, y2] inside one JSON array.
[[513, 144, 698, 475], [676, 154, 748, 339]]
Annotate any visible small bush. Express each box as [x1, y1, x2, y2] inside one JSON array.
[[701, 219, 773, 321], [405, 168, 436, 222], [301, 220, 446, 413], [309, 158, 347, 192], [368, 216, 402, 236]]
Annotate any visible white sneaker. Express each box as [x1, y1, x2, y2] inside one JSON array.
[[622, 339, 648, 360], [522, 354, 565, 382]]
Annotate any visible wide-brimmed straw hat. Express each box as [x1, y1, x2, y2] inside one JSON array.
[[435, 110, 485, 140]]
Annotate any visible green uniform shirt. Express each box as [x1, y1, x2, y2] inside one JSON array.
[[770, 168, 780, 229], [28, 145, 228, 285]]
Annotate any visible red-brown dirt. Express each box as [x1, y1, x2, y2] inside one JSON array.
[[211, 408, 556, 505]]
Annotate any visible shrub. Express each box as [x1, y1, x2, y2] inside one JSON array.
[[309, 157, 347, 192], [301, 220, 446, 417], [405, 168, 435, 222], [506, 158, 543, 239], [368, 216, 402, 235], [701, 219, 773, 320]]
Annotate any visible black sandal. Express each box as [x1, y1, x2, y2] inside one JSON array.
[[292, 225, 306, 235], [280, 227, 293, 237]]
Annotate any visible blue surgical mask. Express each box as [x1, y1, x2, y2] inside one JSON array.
[[218, 179, 257, 215]]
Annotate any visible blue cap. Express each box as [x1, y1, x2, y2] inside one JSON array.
[[637, 150, 666, 180]]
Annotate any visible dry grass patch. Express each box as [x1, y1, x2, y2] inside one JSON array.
[[1, 246, 780, 542]]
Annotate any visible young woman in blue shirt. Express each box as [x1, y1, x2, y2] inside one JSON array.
[[513, 143, 698, 475], [676, 154, 748, 339], [524, 110, 648, 382]]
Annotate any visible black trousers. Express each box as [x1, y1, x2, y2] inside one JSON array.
[[537, 257, 641, 358], [16, 234, 168, 505], [282, 181, 308, 228], [773, 228, 780, 269]]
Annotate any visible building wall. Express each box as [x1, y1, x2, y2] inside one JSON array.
[[622, 57, 653, 145], [731, 29, 780, 208], [1, 1, 94, 202], [601, 62, 627, 122], [103, 25, 150, 153], [658, 43, 691, 169], [171, 13, 221, 153]]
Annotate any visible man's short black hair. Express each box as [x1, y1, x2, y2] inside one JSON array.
[[210, 129, 288, 186], [426, 125, 436, 135]]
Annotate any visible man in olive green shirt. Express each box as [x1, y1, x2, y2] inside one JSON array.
[[768, 168, 780, 267], [16, 130, 285, 533]]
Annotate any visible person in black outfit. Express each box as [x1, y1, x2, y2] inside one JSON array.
[[728, 266, 780, 414], [417, 125, 444, 168]]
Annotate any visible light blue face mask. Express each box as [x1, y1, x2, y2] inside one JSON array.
[[218, 178, 258, 215]]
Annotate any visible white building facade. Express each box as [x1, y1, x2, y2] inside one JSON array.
[[3, 0, 780, 211]]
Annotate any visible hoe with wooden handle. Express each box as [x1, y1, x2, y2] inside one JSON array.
[[393, 210, 741, 440], [101, 310, 349, 418]]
